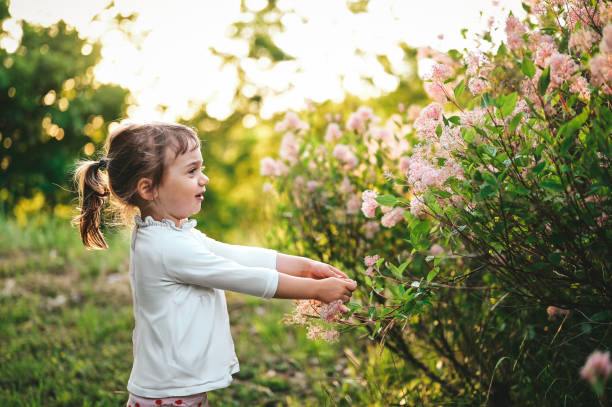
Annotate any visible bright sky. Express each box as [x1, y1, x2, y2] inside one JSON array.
[[6, 0, 524, 123]]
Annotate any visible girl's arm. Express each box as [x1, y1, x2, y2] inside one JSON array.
[[276, 253, 349, 280], [273, 273, 357, 304]]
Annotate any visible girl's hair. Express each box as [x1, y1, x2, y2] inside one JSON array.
[[73, 122, 200, 249]]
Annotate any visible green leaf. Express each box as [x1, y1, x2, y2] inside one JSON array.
[[500, 92, 518, 117], [548, 252, 562, 265], [560, 107, 589, 139], [508, 113, 524, 133], [375, 194, 397, 206], [497, 42, 507, 57], [480, 184, 497, 198], [430, 187, 452, 198], [448, 115, 461, 125], [483, 145, 498, 157], [532, 161, 547, 174], [426, 268, 439, 282], [345, 302, 362, 309], [538, 66, 550, 96], [481, 92, 492, 108], [436, 124, 443, 138], [454, 79, 465, 99], [541, 180, 564, 191], [521, 58, 535, 79]]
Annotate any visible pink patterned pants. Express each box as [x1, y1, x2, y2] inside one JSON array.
[[126, 392, 208, 407]]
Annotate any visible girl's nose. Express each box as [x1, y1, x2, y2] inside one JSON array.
[[200, 173, 209, 185]]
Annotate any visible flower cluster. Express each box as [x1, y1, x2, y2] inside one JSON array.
[[580, 350, 612, 386], [284, 299, 342, 343]]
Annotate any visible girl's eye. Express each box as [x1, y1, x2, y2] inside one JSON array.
[[189, 168, 197, 174]]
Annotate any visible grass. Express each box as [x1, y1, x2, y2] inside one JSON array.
[[0, 214, 410, 406]]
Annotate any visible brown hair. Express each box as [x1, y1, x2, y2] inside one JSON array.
[[73, 122, 200, 249]]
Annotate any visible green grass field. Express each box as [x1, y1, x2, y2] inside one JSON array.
[[0, 215, 411, 406]]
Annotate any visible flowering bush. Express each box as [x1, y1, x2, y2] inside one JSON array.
[[262, 0, 611, 403]]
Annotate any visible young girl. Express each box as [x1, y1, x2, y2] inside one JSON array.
[[73, 122, 357, 407]]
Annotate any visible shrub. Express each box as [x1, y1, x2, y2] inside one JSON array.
[[263, 0, 612, 404]]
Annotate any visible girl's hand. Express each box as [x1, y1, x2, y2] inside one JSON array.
[[316, 277, 357, 304], [304, 260, 349, 280]]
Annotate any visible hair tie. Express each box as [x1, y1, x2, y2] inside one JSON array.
[[98, 157, 109, 170]]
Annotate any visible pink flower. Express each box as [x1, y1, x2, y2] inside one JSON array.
[[570, 76, 591, 100], [546, 306, 570, 320], [397, 103, 405, 113], [406, 155, 448, 193], [589, 53, 612, 88], [339, 176, 354, 194], [346, 193, 361, 214], [414, 103, 444, 142], [460, 107, 487, 127], [524, 0, 547, 16], [275, 111, 309, 133], [381, 207, 405, 228], [424, 81, 449, 103], [429, 244, 444, 255], [325, 122, 343, 143], [410, 195, 426, 216], [319, 300, 343, 322], [407, 105, 421, 121], [505, 15, 527, 51], [534, 37, 557, 67], [580, 350, 612, 386], [306, 180, 320, 192], [346, 113, 365, 133], [380, 205, 393, 214], [567, 5, 600, 32], [279, 132, 300, 165], [468, 78, 488, 95], [363, 221, 380, 239], [601, 24, 612, 54], [361, 189, 379, 218], [569, 29, 600, 55], [364, 254, 380, 276], [420, 102, 444, 120], [364, 254, 380, 267], [430, 63, 452, 82], [332, 144, 358, 169], [466, 52, 490, 77], [356, 106, 374, 121], [260, 157, 277, 176], [260, 157, 288, 177], [399, 156, 411, 174], [548, 53, 578, 88], [306, 325, 339, 343]]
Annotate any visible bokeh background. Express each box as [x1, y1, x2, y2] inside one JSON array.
[[0, 0, 529, 405]]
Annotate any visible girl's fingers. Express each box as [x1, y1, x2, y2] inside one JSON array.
[[331, 266, 348, 278], [342, 295, 350, 303], [340, 304, 350, 313]]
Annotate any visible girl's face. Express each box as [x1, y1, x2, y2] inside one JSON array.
[[149, 146, 209, 226]]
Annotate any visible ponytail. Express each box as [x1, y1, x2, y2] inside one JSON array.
[[73, 158, 110, 249]]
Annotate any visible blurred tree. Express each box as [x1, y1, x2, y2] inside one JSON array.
[[184, 0, 426, 244], [0, 0, 129, 214]]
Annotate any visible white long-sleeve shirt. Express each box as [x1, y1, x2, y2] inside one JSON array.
[[126, 215, 279, 398]]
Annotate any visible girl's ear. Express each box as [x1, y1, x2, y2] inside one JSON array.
[[136, 177, 156, 201]]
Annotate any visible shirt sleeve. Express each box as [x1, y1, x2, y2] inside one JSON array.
[[192, 229, 278, 270], [162, 232, 279, 299]]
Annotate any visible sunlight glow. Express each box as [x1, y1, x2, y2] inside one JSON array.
[[7, 0, 525, 122]]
